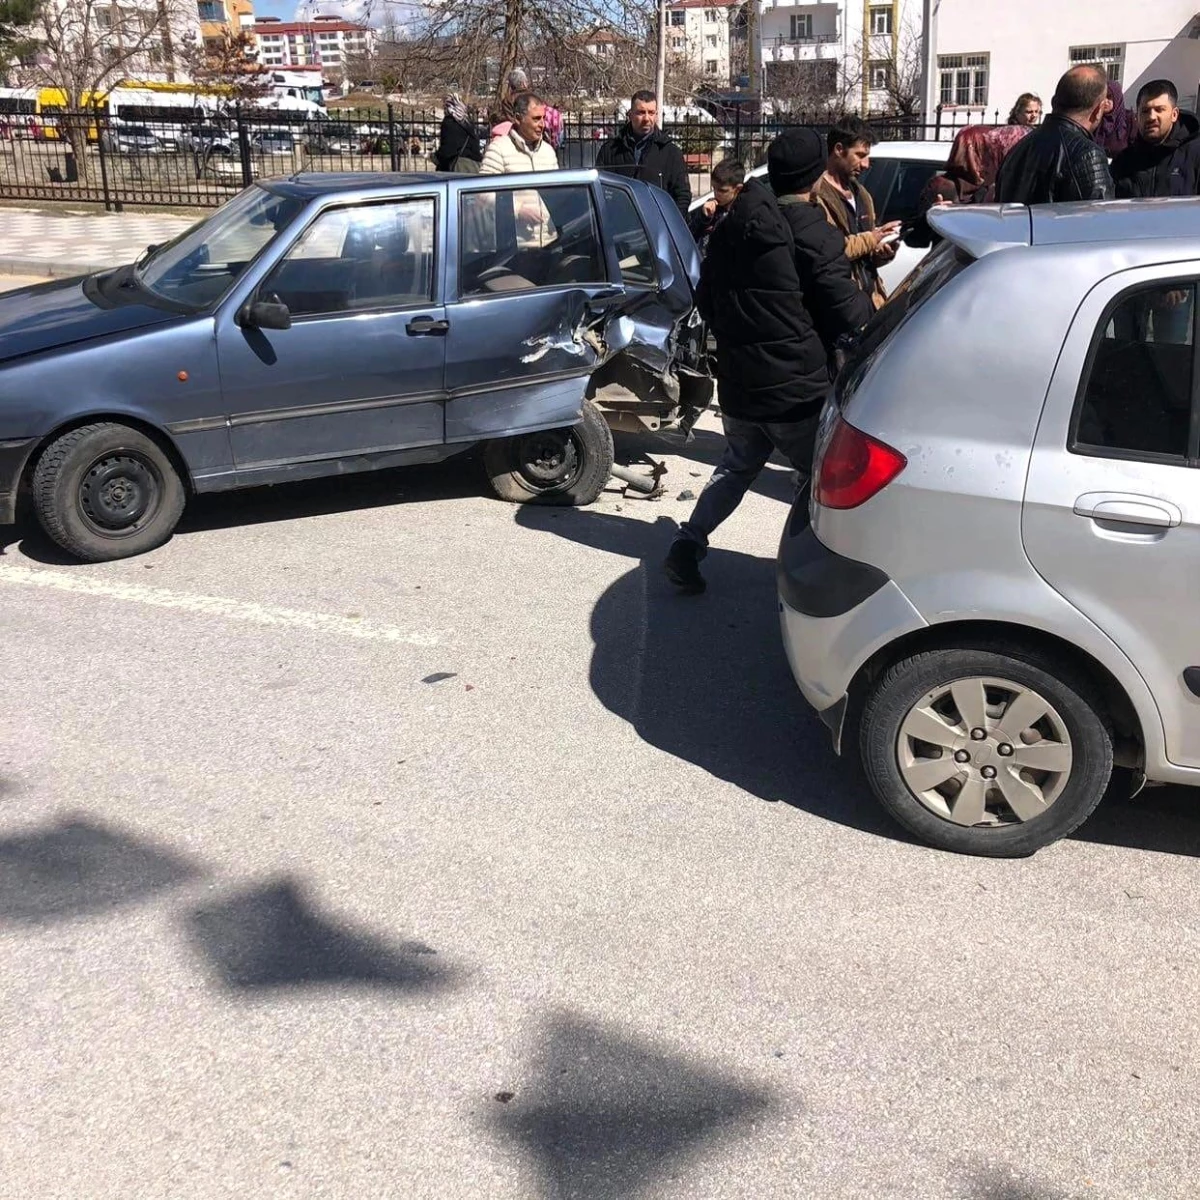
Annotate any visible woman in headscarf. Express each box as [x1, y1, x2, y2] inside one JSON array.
[[491, 69, 531, 139], [1007, 93, 1042, 126], [905, 124, 1032, 247], [1093, 80, 1132, 157], [435, 94, 483, 173]]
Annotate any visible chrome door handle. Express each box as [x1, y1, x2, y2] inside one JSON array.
[[407, 316, 449, 336], [1073, 492, 1182, 529]]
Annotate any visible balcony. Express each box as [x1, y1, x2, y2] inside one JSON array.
[[760, 0, 838, 8], [761, 33, 839, 64]]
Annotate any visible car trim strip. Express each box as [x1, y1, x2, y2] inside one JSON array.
[[228, 390, 446, 427], [448, 368, 590, 402], [166, 416, 228, 435]]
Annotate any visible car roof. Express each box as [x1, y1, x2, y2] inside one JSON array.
[[929, 197, 1200, 257], [264, 168, 628, 198], [738, 138, 948, 184]]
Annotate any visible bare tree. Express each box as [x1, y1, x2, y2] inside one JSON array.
[[181, 27, 269, 106], [18, 0, 191, 176], [842, 8, 923, 118]]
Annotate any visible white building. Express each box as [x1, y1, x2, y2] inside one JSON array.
[[752, 0, 1200, 119], [665, 0, 739, 85], [252, 15, 374, 83], [927, 0, 1200, 120]]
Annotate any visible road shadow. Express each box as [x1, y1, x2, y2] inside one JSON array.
[[185, 876, 461, 993], [0, 455, 487, 564], [1074, 785, 1200, 857], [490, 1011, 776, 1199], [0, 814, 204, 925], [962, 1165, 1069, 1199], [513, 507, 903, 842]]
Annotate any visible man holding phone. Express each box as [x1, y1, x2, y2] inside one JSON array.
[[810, 118, 900, 310]]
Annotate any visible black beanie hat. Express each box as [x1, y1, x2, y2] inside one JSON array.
[[767, 128, 826, 195]]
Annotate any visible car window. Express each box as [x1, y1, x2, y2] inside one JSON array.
[[262, 198, 437, 317], [1073, 283, 1195, 462], [459, 184, 604, 296], [137, 184, 304, 310], [837, 238, 972, 401], [602, 185, 657, 286], [880, 160, 943, 223]]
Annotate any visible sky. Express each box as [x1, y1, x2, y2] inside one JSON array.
[[251, 0, 386, 23]]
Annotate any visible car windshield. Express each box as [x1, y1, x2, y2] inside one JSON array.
[[261, 133, 292, 145], [837, 238, 973, 401], [123, 126, 153, 138], [135, 184, 304, 310]]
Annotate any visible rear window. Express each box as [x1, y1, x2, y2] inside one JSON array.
[[837, 239, 972, 401]]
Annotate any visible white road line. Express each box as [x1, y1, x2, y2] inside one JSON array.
[[0, 562, 444, 647]]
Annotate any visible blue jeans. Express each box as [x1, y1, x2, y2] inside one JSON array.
[[676, 413, 819, 554]]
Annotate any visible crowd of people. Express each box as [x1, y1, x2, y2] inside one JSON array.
[[430, 63, 1200, 594]]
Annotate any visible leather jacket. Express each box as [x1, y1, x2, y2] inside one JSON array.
[[994, 114, 1115, 204]]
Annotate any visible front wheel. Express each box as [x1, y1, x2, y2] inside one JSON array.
[[32, 422, 186, 562], [860, 647, 1113, 857], [484, 399, 614, 507]]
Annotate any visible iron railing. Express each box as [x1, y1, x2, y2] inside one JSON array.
[[0, 103, 996, 210]]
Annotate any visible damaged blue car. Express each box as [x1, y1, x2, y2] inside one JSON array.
[[0, 170, 711, 561]]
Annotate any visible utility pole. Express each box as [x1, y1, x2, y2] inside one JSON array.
[[746, 0, 759, 99], [917, 0, 937, 119], [655, 0, 667, 102]]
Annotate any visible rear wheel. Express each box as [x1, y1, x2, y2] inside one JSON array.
[[860, 647, 1113, 857], [32, 422, 186, 562], [484, 399, 613, 507]]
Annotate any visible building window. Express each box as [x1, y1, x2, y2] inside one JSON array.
[[706, 34, 718, 47], [869, 60, 890, 91], [938, 52, 989, 106], [789, 13, 812, 39], [671, 36, 685, 50], [1070, 44, 1124, 84], [704, 8, 718, 22], [669, 10, 685, 26], [197, 0, 224, 21], [870, 6, 893, 36], [705, 58, 719, 74]]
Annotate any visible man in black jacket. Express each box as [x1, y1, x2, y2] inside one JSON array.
[[1112, 80, 1200, 197], [664, 177, 832, 593], [995, 65, 1114, 204], [595, 91, 692, 214], [767, 127, 873, 360]]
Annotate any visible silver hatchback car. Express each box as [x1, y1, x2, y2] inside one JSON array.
[[779, 198, 1200, 857]]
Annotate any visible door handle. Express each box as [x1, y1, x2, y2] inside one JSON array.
[[1073, 492, 1182, 529], [407, 316, 449, 336]]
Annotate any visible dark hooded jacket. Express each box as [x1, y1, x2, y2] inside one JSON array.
[[995, 113, 1114, 204], [695, 179, 832, 422], [595, 125, 692, 213], [1112, 111, 1200, 198]]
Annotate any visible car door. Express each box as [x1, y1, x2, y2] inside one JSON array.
[[442, 178, 615, 443], [217, 193, 447, 473], [1023, 267, 1200, 767], [873, 155, 944, 293]]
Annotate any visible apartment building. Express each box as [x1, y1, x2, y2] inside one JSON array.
[[928, 0, 1200, 118], [252, 15, 374, 82], [751, 0, 1200, 118], [197, 0, 256, 57], [665, 0, 740, 85]]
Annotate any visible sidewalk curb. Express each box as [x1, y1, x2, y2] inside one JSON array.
[[0, 257, 120, 278]]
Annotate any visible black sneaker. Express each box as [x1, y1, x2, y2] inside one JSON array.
[[664, 540, 706, 594]]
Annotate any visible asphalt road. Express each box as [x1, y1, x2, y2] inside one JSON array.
[[3, 273, 1200, 1199]]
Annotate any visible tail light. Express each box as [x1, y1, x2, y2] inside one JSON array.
[[815, 414, 907, 510]]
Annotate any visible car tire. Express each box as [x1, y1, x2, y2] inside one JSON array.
[[484, 399, 614, 507], [32, 423, 187, 562], [860, 647, 1113, 857]]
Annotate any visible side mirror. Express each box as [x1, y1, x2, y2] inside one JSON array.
[[240, 293, 292, 331]]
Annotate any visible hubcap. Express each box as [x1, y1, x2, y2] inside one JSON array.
[[896, 676, 1073, 828], [78, 453, 160, 534]]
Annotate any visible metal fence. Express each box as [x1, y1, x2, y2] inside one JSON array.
[[0, 103, 990, 211]]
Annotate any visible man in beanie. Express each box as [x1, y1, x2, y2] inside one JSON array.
[[664, 175, 835, 594], [768, 127, 873, 359]]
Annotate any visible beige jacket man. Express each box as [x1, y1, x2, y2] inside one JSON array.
[[480, 128, 558, 175]]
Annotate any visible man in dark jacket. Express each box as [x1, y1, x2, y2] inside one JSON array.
[[767, 127, 873, 359], [1112, 80, 1200, 197], [595, 91, 692, 214], [995, 65, 1115, 204], [664, 178, 831, 593]]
